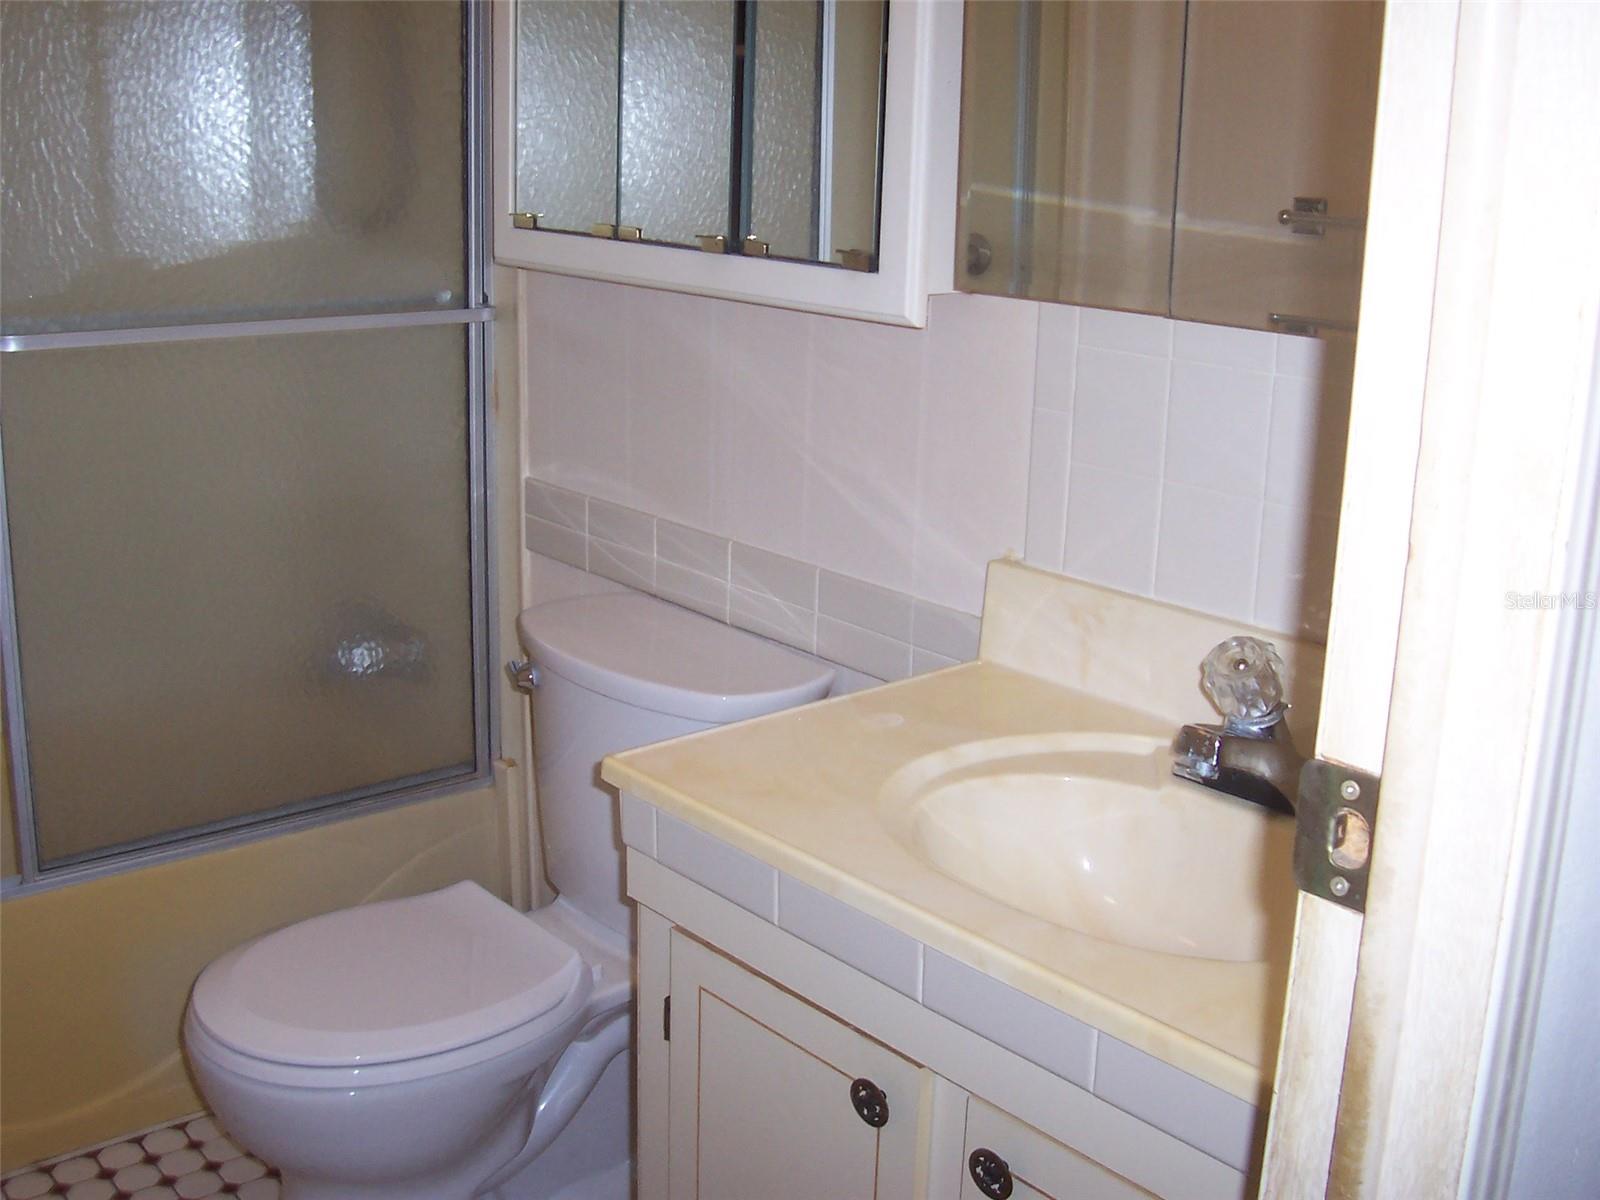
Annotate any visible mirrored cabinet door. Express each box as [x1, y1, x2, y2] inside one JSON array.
[[956, 0, 1382, 337], [493, 0, 959, 326]]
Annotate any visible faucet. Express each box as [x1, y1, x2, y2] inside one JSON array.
[[1172, 637, 1305, 816]]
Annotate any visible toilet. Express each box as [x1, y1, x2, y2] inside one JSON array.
[[183, 591, 834, 1200]]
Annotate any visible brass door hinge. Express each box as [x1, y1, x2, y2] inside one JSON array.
[[1294, 758, 1380, 913]]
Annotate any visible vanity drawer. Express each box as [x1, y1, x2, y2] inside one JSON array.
[[960, 1097, 1155, 1200]]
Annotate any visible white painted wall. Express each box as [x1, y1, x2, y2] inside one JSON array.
[[522, 271, 1351, 636]]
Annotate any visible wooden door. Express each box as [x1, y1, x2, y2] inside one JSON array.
[[667, 929, 928, 1200], [1262, 0, 1600, 1194]]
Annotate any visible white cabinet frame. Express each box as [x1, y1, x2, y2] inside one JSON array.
[[490, 0, 961, 327]]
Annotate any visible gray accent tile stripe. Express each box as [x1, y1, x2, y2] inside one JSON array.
[[1092, 1037, 1260, 1172], [731, 543, 818, 609], [922, 948, 1097, 1089], [524, 477, 979, 683], [819, 570, 914, 641], [588, 497, 655, 554]]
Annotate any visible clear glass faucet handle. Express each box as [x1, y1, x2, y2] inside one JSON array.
[[1200, 636, 1286, 727]]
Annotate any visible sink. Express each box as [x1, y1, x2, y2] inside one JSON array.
[[878, 733, 1296, 963]]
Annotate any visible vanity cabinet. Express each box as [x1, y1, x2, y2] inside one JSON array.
[[665, 930, 927, 1199], [630, 845, 1252, 1200]]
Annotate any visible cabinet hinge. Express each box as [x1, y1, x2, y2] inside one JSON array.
[[662, 995, 671, 1041], [1294, 758, 1381, 913]]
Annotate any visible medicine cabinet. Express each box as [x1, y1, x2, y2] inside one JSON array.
[[492, 0, 961, 326], [956, 0, 1383, 336]]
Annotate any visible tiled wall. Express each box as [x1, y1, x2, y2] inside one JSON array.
[[522, 272, 1351, 651], [1028, 306, 1351, 639]]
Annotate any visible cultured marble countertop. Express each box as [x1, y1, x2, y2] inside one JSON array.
[[603, 659, 1291, 1103]]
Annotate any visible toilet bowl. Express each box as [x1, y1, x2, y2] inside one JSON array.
[[184, 592, 834, 1199]]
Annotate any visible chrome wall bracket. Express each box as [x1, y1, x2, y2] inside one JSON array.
[[1294, 758, 1381, 913]]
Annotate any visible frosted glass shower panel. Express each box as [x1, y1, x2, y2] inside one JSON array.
[[0, 1, 466, 336], [514, 0, 621, 234], [619, 0, 736, 247], [1, 326, 477, 866], [748, 1, 821, 261]]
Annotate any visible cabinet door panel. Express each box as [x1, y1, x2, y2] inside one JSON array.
[[961, 1097, 1155, 1200], [668, 930, 926, 1200]]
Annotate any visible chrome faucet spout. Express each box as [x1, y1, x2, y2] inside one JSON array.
[[1173, 638, 1305, 816]]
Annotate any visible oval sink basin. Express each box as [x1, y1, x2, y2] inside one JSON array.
[[878, 733, 1296, 962]]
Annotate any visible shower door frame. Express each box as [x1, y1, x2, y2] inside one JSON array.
[[0, 2, 498, 895]]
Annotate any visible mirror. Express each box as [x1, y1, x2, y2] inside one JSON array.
[[513, 0, 887, 269], [956, 0, 1383, 335]]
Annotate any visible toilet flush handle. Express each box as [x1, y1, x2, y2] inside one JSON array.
[[506, 659, 540, 692]]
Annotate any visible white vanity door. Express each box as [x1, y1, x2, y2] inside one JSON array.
[[667, 930, 927, 1200], [960, 1097, 1156, 1200]]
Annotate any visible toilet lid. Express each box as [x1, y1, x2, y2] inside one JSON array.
[[190, 882, 586, 1067], [518, 592, 835, 722]]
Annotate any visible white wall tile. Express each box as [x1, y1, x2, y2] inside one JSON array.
[[520, 273, 1348, 646], [713, 301, 812, 559], [1079, 307, 1174, 357], [1034, 303, 1080, 413], [1255, 504, 1339, 638], [805, 313, 923, 592], [1172, 320, 1278, 372], [1024, 407, 1072, 570], [1154, 484, 1262, 619], [1071, 348, 1170, 477], [1061, 466, 1161, 595], [1267, 373, 1349, 516], [524, 273, 630, 497], [913, 294, 1037, 614], [1272, 330, 1329, 379], [624, 288, 717, 525], [1164, 361, 1272, 499]]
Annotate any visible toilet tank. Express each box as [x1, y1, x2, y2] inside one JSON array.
[[517, 592, 834, 936]]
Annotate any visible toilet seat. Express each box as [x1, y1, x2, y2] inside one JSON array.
[[189, 882, 592, 1082]]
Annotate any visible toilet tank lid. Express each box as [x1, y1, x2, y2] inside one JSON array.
[[517, 592, 834, 722], [189, 882, 588, 1068]]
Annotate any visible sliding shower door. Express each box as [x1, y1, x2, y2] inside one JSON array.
[[0, 1, 489, 876]]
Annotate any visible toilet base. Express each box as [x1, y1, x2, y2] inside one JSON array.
[[488, 1048, 632, 1199]]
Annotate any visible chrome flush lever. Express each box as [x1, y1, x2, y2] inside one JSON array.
[[506, 659, 540, 692]]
